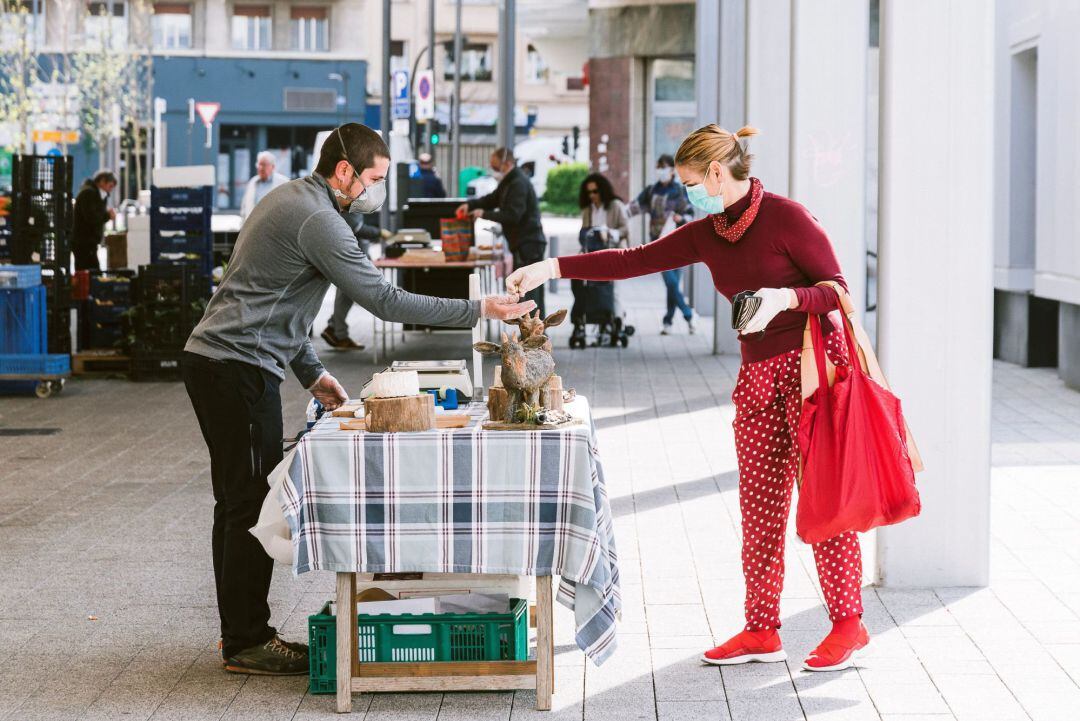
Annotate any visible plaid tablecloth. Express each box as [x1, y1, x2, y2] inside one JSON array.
[[263, 397, 621, 664]]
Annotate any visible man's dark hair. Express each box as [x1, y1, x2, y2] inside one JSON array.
[[491, 147, 516, 165], [93, 170, 118, 185], [578, 172, 621, 210], [657, 154, 675, 168], [315, 123, 390, 177]]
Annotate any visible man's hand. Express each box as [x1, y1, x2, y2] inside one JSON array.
[[482, 294, 537, 320], [107, 208, 117, 221], [506, 258, 560, 297], [469, 209, 484, 220], [308, 372, 349, 411], [380, 228, 393, 240]]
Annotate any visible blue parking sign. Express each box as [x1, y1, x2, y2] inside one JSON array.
[[392, 70, 410, 119]]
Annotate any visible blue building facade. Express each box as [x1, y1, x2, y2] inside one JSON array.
[[153, 55, 367, 209]]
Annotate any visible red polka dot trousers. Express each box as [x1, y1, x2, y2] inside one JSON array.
[[732, 331, 863, 631]]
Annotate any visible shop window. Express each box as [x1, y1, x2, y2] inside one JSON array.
[[231, 4, 271, 51], [443, 42, 492, 82], [525, 44, 548, 85], [85, 0, 127, 48], [152, 3, 191, 49], [290, 6, 327, 52], [390, 39, 408, 75]]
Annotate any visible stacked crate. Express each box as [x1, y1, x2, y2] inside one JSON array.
[[128, 264, 208, 380], [150, 185, 213, 294], [0, 263, 70, 396], [80, 273, 133, 351], [11, 155, 74, 354]]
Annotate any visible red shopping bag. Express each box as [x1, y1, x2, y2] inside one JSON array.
[[796, 307, 921, 544]]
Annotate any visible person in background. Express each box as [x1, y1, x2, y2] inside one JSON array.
[[182, 123, 534, 677], [320, 215, 392, 350], [416, 152, 447, 198], [629, 154, 696, 335], [456, 147, 548, 316], [239, 151, 289, 221], [579, 173, 629, 248], [71, 170, 117, 272], [507, 124, 872, 674]]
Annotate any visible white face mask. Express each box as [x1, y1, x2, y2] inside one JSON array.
[[332, 128, 386, 214], [656, 167, 674, 184]]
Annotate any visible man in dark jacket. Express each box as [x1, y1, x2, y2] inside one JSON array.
[[71, 171, 117, 271], [458, 148, 547, 315], [416, 153, 447, 198]]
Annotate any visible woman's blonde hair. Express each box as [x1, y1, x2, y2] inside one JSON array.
[[674, 124, 760, 180]]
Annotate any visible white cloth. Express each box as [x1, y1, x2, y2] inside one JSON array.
[[239, 172, 289, 221]]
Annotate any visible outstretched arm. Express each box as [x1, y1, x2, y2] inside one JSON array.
[[506, 220, 702, 295]]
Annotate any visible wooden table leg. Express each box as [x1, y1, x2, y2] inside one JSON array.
[[535, 575, 553, 711], [336, 572, 356, 713]]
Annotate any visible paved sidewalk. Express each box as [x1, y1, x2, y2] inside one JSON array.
[[1, 273, 1079, 720]]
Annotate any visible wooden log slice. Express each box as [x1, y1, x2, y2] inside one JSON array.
[[487, 386, 511, 423], [364, 394, 436, 432], [541, 375, 563, 412]]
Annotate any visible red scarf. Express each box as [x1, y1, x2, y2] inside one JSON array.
[[711, 177, 763, 243]]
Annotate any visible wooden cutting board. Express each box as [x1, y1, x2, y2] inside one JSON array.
[[339, 414, 471, 432]]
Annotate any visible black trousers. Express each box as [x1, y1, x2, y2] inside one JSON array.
[[182, 352, 283, 658], [514, 243, 546, 318], [73, 244, 101, 272]]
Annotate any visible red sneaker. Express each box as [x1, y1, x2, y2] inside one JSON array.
[[701, 628, 786, 666], [803, 618, 870, 672]]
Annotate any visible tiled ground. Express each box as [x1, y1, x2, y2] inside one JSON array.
[[1, 266, 1079, 720]]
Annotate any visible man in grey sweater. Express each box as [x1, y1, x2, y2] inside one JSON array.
[[182, 123, 533, 676]]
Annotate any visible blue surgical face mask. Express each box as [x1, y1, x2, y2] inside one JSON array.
[[686, 167, 725, 215]]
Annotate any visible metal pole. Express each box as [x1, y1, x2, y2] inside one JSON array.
[[428, 0, 436, 153], [451, 0, 463, 195], [497, 0, 516, 150], [380, 0, 392, 229]]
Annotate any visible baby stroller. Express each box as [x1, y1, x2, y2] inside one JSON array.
[[569, 227, 636, 349]]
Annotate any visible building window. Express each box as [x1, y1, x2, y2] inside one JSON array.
[[231, 5, 271, 51], [525, 44, 548, 85], [152, 3, 191, 49], [443, 42, 492, 82], [1, 0, 46, 48], [290, 6, 327, 52], [85, 0, 127, 48]]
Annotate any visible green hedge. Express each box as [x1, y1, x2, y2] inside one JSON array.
[[543, 162, 589, 208]]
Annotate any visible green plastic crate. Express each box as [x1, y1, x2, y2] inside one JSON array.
[[308, 597, 529, 695]]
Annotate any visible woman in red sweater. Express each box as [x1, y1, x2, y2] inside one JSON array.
[[508, 124, 869, 672]]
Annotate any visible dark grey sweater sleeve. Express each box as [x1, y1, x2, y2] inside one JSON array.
[[289, 339, 326, 389], [298, 210, 481, 327]]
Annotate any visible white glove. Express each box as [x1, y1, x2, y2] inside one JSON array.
[[506, 258, 560, 297], [308, 372, 349, 410], [741, 287, 797, 334], [481, 294, 537, 320]]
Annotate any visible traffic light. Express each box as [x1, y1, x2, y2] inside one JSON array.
[[430, 119, 441, 146], [431, 132, 440, 145], [561, 136, 569, 156], [572, 125, 580, 155]]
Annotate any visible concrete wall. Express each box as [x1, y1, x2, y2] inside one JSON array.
[[876, 0, 995, 587], [589, 4, 696, 60], [588, 57, 635, 199]]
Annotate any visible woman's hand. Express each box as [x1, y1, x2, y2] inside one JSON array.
[[506, 258, 560, 296], [741, 288, 797, 334], [482, 294, 537, 320]]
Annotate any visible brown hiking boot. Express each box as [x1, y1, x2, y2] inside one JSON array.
[[224, 635, 309, 676]]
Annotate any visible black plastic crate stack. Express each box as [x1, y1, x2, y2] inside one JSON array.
[[0, 192, 12, 262], [128, 265, 209, 380], [150, 185, 213, 293], [79, 272, 133, 351], [12, 155, 74, 354]]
